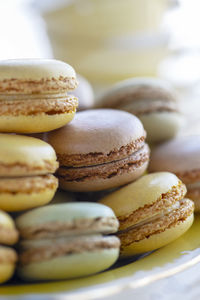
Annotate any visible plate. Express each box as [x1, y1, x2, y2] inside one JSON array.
[[1, 216, 200, 299]]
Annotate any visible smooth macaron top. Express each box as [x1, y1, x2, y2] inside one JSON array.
[[0, 59, 76, 80], [0, 59, 77, 94], [100, 172, 182, 217], [0, 134, 58, 177], [46, 109, 146, 167], [0, 210, 19, 245], [16, 202, 119, 239], [97, 77, 176, 109], [149, 136, 200, 173]]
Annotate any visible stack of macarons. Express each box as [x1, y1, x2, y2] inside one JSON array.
[[0, 58, 122, 283], [0, 58, 196, 285], [0, 58, 79, 283]]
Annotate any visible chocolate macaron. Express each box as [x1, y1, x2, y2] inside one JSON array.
[[46, 109, 150, 192], [149, 135, 200, 211]]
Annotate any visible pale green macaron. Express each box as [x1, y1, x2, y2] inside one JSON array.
[[16, 202, 120, 281], [96, 77, 185, 143]]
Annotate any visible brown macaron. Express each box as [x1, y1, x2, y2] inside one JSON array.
[[46, 109, 150, 192], [149, 135, 200, 211]]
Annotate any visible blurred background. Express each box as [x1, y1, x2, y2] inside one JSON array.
[[2, 0, 200, 133]]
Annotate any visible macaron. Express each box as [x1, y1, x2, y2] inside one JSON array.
[[69, 74, 94, 111], [0, 210, 18, 284], [96, 78, 184, 143], [100, 172, 194, 257], [16, 202, 120, 281], [46, 109, 150, 192], [149, 135, 200, 212], [0, 58, 78, 133], [0, 134, 58, 211]]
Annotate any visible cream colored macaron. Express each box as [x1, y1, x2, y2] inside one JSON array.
[[0, 134, 58, 211], [100, 172, 194, 256], [0, 59, 78, 133], [0, 211, 18, 284]]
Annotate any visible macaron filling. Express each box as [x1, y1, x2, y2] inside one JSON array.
[[0, 96, 78, 116], [0, 77, 78, 94], [18, 235, 120, 265], [118, 198, 194, 247], [57, 144, 149, 182], [18, 216, 119, 240], [0, 175, 58, 194], [118, 181, 186, 231], [0, 160, 58, 177], [57, 136, 147, 167]]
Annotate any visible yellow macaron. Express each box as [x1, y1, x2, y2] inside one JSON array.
[[0, 59, 78, 133], [0, 210, 18, 284], [0, 134, 58, 212], [100, 172, 194, 257]]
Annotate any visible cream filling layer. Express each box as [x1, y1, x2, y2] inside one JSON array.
[[187, 182, 200, 189], [118, 201, 181, 234], [0, 92, 70, 101]]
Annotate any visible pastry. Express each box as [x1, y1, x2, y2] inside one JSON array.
[[46, 109, 150, 192], [0, 134, 58, 211], [16, 202, 120, 281], [149, 135, 200, 211], [0, 211, 18, 283], [100, 172, 194, 256], [96, 77, 184, 143], [0, 58, 78, 133]]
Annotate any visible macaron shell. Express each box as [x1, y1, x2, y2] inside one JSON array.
[[120, 213, 194, 257], [0, 264, 15, 284], [0, 246, 17, 283], [97, 77, 176, 106], [16, 202, 117, 228], [0, 210, 16, 229], [139, 112, 184, 143], [46, 109, 146, 157], [100, 172, 181, 218], [0, 111, 75, 134], [0, 59, 76, 80], [0, 134, 58, 176], [0, 211, 19, 245], [149, 135, 200, 173], [59, 159, 149, 192], [17, 248, 119, 281], [0, 187, 57, 212]]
